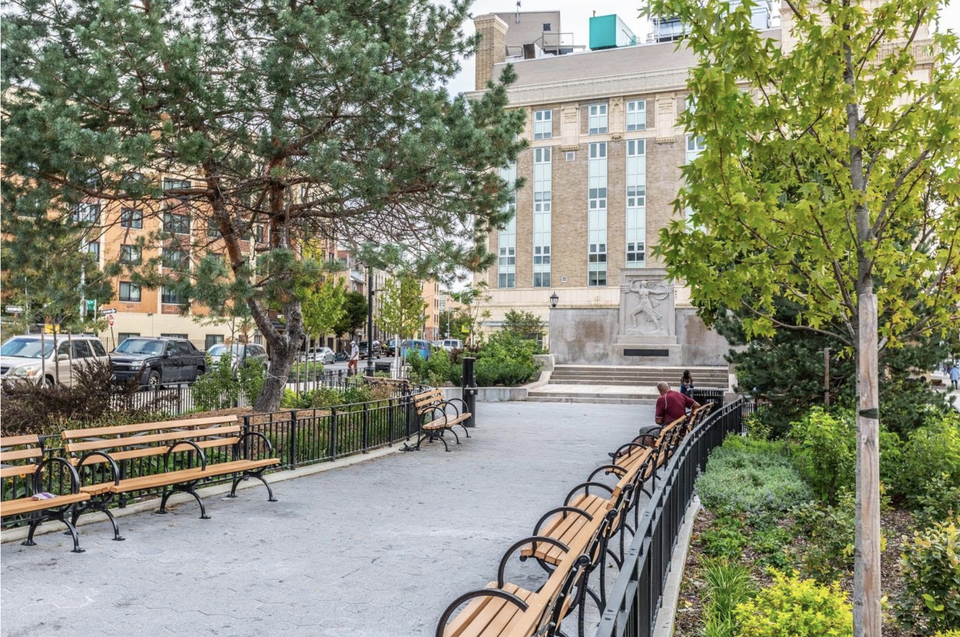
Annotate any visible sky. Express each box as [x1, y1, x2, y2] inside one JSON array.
[[444, 0, 960, 95]]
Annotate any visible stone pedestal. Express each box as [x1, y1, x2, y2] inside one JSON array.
[[615, 269, 682, 365]]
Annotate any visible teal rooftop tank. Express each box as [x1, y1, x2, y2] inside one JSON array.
[[589, 15, 637, 51]]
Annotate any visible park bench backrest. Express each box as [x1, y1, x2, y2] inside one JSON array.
[[61, 416, 241, 465], [413, 389, 444, 414], [0, 434, 42, 479]]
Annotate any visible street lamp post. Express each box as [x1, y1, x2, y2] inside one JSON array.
[[366, 265, 375, 377]]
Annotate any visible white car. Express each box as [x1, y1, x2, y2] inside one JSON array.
[[440, 339, 463, 352], [301, 347, 335, 365], [1, 334, 110, 386]]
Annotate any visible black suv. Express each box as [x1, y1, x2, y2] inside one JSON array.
[[111, 337, 207, 387]]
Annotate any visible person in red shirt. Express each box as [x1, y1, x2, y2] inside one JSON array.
[[655, 382, 699, 425]]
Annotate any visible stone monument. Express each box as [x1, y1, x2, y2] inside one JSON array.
[[614, 268, 683, 365]]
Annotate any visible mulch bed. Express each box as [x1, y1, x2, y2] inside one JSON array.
[[674, 505, 918, 637]]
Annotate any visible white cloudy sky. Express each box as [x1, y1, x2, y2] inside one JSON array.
[[443, 0, 960, 95]]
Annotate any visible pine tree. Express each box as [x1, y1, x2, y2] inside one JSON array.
[[1, 0, 526, 410]]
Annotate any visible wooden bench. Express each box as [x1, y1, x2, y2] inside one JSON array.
[[61, 415, 280, 536], [1, 435, 90, 553], [436, 510, 613, 637], [411, 388, 472, 452]]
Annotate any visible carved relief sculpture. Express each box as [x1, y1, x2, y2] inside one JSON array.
[[629, 280, 671, 335]]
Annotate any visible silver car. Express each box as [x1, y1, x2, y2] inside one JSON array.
[[301, 347, 335, 365], [207, 343, 268, 373], [1, 334, 110, 386]]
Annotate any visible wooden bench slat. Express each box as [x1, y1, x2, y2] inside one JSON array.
[[61, 415, 238, 439], [0, 493, 89, 517], [0, 465, 38, 478], [0, 434, 41, 448], [0, 448, 43, 462], [446, 583, 535, 637], [82, 458, 280, 494], [70, 437, 242, 465], [64, 425, 242, 453]]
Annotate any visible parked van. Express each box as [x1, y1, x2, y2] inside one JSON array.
[[0, 334, 109, 386], [440, 339, 463, 352], [401, 339, 433, 361]]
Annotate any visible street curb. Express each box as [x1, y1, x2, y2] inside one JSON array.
[[1, 444, 404, 544], [653, 495, 701, 637]]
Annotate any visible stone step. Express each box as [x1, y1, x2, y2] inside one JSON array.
[[553, 365, 728, 372], [548, 379, 728, 387], [526, 394, 659, 405]]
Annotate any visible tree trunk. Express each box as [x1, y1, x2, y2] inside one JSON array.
[[855, 290, 882, 636]]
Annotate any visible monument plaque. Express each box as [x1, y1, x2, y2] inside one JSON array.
[[615, 268, 683, 364]]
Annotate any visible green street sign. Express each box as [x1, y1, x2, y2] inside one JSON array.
[[86, 299, 96, 312]]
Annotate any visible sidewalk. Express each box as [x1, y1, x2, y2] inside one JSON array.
[[0, 401, 650, 637]]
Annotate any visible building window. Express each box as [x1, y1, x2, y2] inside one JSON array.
[[588, 142, 608, 286], [119, 245, 142, 265], [163, 178, 191, 191], [588, 104, 608, 135], [687, 135, 706, 155], [120, 207, 143, 229], [497, 163, 517, 289], [205, 334, 224, 350], [542, 23, 551, 31], [160, 333, 188, 339], [160, 287, 182, 305], [534, 110, 552, 140], [117, 332, 140, 343], [626, 100, 646, 131], [207, 223, 221, 238], [119, 281, 141, 302], [163, 212, 190, 235], [72, 203, 100, 225], [533, 147, 552, 288], [162, 248, 189, 271], [565, 151, 575, 162], [626, 139, 647, 267], [83, 241, 100, 262]]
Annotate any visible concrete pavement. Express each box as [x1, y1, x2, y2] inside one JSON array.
[[1, 401, 651, 637]]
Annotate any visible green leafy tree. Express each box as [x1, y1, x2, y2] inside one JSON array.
[[303, 278, 347, 352], [645, 0, 960, 630], [450, 282, 491, 345], [378, 275, 428, 341], [333, 291, 369, 344], [502, 309, 544, 342], [2, 0, 526, 411]]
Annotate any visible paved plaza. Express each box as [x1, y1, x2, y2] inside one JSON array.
[[1, 401, 650, 637]]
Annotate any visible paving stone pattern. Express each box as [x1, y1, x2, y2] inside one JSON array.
[[1, 401, 652, 637]]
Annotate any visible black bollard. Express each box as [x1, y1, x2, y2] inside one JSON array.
[[462, 356, 477, 428]]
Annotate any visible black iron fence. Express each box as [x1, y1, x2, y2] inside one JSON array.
[[2, 390, 426, 527], [690, 387, 725, 408], [595, 398, 752, 637]]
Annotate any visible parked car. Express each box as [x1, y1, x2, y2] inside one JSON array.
[[1, 334, 109, 386], [301, 346, 335, 365], [208, 342, 268, 373], [401, 339, 433, 361], [358, 341, 382, 360], [440, 338, 463, 352], [384, 339, 399, 357], [111, 337, 206, 387]]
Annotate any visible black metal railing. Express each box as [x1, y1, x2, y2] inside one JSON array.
[[595, 398, 751, 637], [2, 390, 427, 527], [690, 387, 725, 408]]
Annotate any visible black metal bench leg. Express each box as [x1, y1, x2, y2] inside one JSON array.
[[22, 515, 41, 547], [183, 485, 210, 520], [156, 488, 173, 514], [103, 506, 124, 541], [459, 423, 471, 439], [250, 471, 277, 502], [62, 517, 84, 554], [227, 475, 246, 498], [447, 428, 461, 445]]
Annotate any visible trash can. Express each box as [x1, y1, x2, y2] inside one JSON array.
[[374, 362, 392, 374]]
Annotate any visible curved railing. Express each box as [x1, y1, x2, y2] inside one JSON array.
[[595, 398, 750, 637]]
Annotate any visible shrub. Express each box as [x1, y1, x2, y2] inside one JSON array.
[[790, 490, 856, 582], [696, 434, 813, 515], [788, 407, 855, 503], [897, 517, 960, 633], [701, 515, 749, 560], [701, 558, 756, 637], [913, 473, 960, 529], [192, 354, 240, 411], [473, 331, 538, 387], [733, 570, 853, 637], [896, 414, 960, 508], [238, 358, 265, 406]]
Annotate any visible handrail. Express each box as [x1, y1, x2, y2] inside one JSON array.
[[595, 398, 747, 637]]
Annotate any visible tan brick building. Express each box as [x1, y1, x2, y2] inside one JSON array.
[[468, 11, 775, 348]]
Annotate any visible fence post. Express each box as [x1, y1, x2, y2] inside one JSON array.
[[462, 356, 477, 428], [388, 398, 395, 445], [288, 410, 298, 468], [362, 402, 369, 453], [329, 407, 338, 460]]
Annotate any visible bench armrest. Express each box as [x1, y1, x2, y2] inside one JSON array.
[[75, 451, 121, 487], [419, 405, 447, 428], [444, 397, 470, 414], [563, 481, 614, 507], [164, 439, 207, 472], [435, 588, 529, 637], [33, 457, 82, 496], [497, 535, 569, 587], [588, 464, 628, 481], [609, 442, 650, 459], [234, 431, 276, 461]]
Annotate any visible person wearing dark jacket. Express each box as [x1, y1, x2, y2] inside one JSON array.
[[679, 370, 694, 397]]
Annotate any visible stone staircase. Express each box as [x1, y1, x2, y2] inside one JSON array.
[[527, 365, 730, 405]]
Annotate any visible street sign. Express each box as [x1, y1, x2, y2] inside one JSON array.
[[86, 299, 96, 313], [107, 315, 115, 326], [5, 305, 23, 314], [100, 308, 117, 315], [461, 324, 470, 334]]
